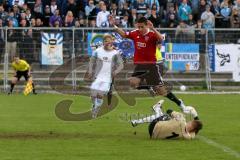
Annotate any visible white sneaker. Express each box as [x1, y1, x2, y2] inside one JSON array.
[[91, 105, 100, 119], [152, 100, 164, 112], [179, 99, 186, 110]]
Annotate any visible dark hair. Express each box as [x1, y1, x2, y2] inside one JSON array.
[[137, 17, 147, 24], [192, 120, 203, 134]]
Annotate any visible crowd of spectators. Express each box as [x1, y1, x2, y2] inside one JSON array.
[[0, 0, 239, 29], [0, 0, 239, 62]]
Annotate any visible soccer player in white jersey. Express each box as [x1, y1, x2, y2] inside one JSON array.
[[87, 34, 124, 118]]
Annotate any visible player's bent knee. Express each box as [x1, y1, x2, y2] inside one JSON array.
[[154, 85, 168, 96], [11, 78, 18, 84], [129, 77, 141, 88]]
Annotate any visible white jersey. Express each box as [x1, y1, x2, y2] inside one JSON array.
[[92, 47, 120, 83]]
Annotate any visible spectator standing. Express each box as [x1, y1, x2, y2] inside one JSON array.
[[50, 0, 58, 15], [134, 0, 149, 16], [148, 7, 161, 27], [33, 0, 44, 18], [85, 0, 99, 21], [7, 19, 18, 61], [66, 0, 78, 18], [96, 3, 110, 27], [43, 5, 52, 26], [49, 9, 63, 27], [178, 0, 192, 21], [220, 0, 232, 27]]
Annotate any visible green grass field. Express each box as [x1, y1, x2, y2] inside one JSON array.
[[0, 93, 239, 160]]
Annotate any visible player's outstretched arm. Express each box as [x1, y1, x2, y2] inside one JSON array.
[[109, 15, 127, 38]]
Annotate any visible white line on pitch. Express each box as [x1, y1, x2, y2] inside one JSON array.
[[199, 136, 240, 159]]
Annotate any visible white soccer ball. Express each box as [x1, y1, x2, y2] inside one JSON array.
[[180, 85, 186, 91]]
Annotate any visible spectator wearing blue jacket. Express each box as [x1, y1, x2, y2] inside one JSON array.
[[178, 0, 192, 21]]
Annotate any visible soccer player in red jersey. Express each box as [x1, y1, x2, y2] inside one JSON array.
[[109, 16, 190, 111]]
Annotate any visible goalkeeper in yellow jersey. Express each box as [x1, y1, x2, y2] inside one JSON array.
[[131, 100, 202, 140], [8, 57, 36, 94]]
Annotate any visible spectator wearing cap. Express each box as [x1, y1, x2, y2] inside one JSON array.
[[96, 2, 110, 27], [43, 5, 52, 26], [178, 0, 192, 21], [49, 9, 63, 27]]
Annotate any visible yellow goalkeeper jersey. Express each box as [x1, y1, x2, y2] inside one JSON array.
[[152, 111, 195, 140], [12, 59, 30, 71]]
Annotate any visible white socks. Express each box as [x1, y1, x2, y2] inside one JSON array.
[[182, 106, 198, 119], [94, 98, 103, 108]]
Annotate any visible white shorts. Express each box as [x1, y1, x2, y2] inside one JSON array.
[[90, 80, 111, 96]]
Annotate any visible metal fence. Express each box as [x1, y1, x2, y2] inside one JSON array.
[[0, 27, 240, 93]]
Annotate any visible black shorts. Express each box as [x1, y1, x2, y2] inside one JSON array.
[[132, 63, 164, 86], [14, 70, 30, 81], [148, 114, 171, 137]]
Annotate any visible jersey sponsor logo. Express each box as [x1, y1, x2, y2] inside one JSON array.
[[136, 42, 146, 48], [103, 57, 109, 61]]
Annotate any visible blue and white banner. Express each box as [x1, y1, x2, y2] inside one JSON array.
[[87, 32, 135, 58], [41, 33, 63, 65], [213, 44, 240, 81], [87, 32, 166, 59], [164, 43, 200, 71], [208, 44, 215, 71]]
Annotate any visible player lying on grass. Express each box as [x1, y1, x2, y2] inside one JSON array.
[[87, 34, 124, 118], [8, 56, 36, 95], [131, 100, 202, 140]]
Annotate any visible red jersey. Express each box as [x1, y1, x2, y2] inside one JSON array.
[[126, 29, 159, 64]]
